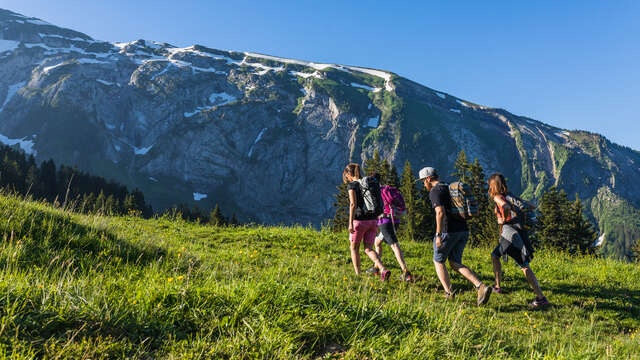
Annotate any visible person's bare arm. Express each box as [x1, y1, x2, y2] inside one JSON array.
[[493, 195, 507, 225], [348, 189, 357, 233], [434, 205, 444, 248]]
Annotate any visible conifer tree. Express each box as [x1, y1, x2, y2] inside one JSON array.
[[567, 196, 597, 254], [231, 213, 239, 226], [363, 150, 383, 178], [400, 160, 417, 241], [331, 182, 350, 232], [414, 183, 435, 240], [535, 186, 568, 249], [452, 150, 470, 183], [535, 187, 596, 253], [387, 163, 400, 188], [209, 204, 225, 226]]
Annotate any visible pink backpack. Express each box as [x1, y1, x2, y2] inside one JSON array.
[[380, 186, 406, 217]]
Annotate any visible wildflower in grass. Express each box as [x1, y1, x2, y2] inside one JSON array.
[[38, 284, 43, 289], [177, 275, 184, 280], [167, 277, 174, 282]]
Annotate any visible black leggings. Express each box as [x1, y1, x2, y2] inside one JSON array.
[[378, 222, 399, 245]]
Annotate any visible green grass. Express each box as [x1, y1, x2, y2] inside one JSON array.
[[0, 194, 639, 359]]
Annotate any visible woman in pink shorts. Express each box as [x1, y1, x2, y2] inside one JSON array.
[[343, 163, 391, 280]]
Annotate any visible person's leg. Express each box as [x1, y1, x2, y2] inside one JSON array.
[[492, 255, 502, 288], [434, 260, 453, 294], [448, 232, 492, 306], [433, 234, 453, 294], [390, 243, 408, 273], [363, 221, 387, 272], [521, 265, 544, 298], [364, 243, 386, 272], [349, 221, 364, 275], [349, 240, 361, 275], [374, 232, 384, 257], [491, 242, 503, 288], [380, 222, 408, 272], [449, 261, 482, 288], [447, 232, 482, 288]]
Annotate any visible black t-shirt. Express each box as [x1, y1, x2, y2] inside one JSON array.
[[429, 183, 469, 233], [347, 181, 378, 221]]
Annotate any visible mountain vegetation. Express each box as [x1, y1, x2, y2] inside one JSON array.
[[0, 193, 638, 358], [0, 8, 638, 259]]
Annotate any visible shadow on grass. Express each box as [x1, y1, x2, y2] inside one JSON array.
[[0, 205, 166, 272]]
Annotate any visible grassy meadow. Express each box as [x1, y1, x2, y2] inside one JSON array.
[[0, 194, 638, 359]]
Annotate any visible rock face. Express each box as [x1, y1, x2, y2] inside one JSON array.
[[0, 8, 639, 256]]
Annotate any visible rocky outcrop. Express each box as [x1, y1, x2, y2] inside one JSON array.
[[1, 8, 639, 256]]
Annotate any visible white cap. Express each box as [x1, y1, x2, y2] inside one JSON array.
[[417, 167, 438, 181]]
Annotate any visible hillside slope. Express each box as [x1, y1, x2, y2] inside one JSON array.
[[0, 194, 638, 358], [0, 8, 639, 257]]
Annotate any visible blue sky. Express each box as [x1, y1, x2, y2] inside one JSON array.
[[6, 1, 639, 149]]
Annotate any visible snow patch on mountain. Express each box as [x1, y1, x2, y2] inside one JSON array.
[[0, 82, 26, 113], [367, 116, 380, 128], [248, 128, 267, 157], [0, 39, 19, 54], [0, 134, 35, 155], [134, 145, 153, 155], [350, 82, 381, 92], [245, 52, 394, 91], [435, 92, 446, 99], [96, 79, 120, 87], [457, 100, 470, 107], [450, 108, 461, 114], [193, 192, 208, 201], [209, 92, 236, 105], [184, 92, 237, 117], [290, 71, 322, 79]]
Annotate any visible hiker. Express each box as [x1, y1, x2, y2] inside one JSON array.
[[366, 180, 414, 281], [343, 163, 391, 281], [418, 166, 492, 306], [488, 173, 549, 308]]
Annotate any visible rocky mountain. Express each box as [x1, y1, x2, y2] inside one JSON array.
[[1, 8, 639, 258]]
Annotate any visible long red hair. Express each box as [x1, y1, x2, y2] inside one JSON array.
[[488, 173, 508, 198]]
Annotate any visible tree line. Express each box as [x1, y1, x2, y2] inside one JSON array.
[[332, 150, 598, 254], [0, 143, 242, 226], [0, 144, 152, 216]]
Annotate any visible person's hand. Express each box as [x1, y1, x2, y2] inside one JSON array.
[[349, 223, 355, 234], [497, 217, 505, 225], [435, 235, 442, 249]]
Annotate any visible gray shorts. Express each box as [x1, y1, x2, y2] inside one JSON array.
[[433, 231, 469, 264]]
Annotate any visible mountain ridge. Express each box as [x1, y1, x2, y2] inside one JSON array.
[[1, 8, 639, 259]]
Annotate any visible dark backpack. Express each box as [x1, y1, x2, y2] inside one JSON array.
[[357, 176, 384, 217], [505, 193, 536, 228], [447, 181, 479, 221]]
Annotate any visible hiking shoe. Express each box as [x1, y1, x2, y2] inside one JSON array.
[[380, 270, 391, 282], [492, 286, 504, 294], [401, 271, 414, 282], [365, 267, 379, 276], [529, 296, 549, 309], [477, 284, 492, 306]]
